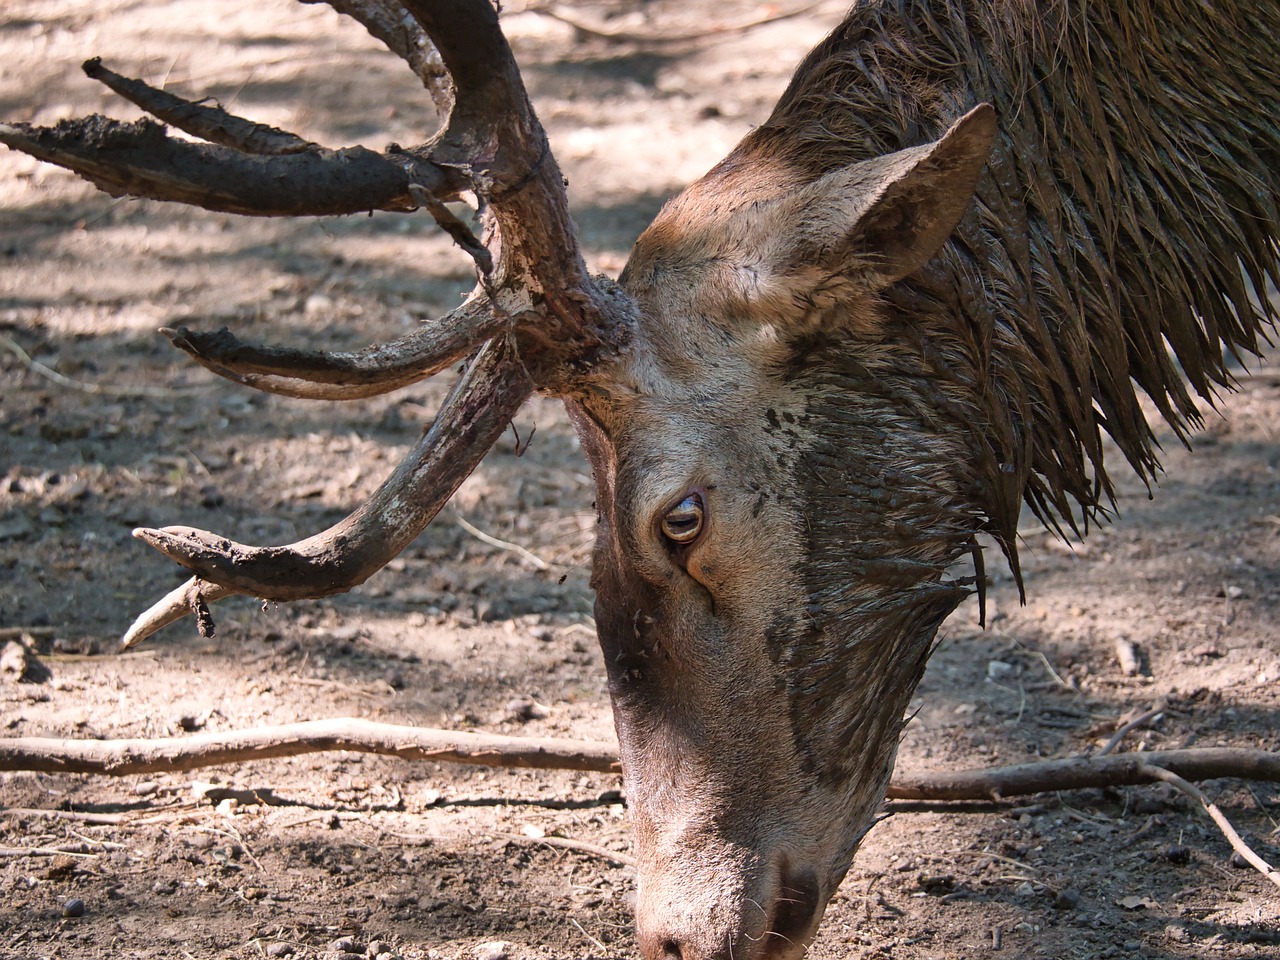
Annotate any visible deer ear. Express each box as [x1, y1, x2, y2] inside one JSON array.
[[781, 103, 996, 293]]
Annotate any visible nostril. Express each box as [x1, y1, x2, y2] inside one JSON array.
[[768, 863, 822, 946], [660, 940, 682, 960]]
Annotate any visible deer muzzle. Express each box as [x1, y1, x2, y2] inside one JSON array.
[[634, 849, 825, 960]]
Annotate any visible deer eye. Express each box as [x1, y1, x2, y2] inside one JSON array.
[[660, 493, 705, 546]]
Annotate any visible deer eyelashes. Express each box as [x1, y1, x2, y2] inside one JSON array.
[[660, 493, 706, 547]]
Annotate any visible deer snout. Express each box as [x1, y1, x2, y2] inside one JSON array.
[[636, 857, 824, 960]]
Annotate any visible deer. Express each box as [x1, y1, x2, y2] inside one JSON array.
[[4, 1, 1279, 958]]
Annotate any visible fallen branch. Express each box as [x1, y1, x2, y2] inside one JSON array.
[[0, 846, 102, 858], [0, 718, 621, 775], [1136, 762, 1280, 891], [5, 721, 1280, 805], [886, 749, 1280, 800]]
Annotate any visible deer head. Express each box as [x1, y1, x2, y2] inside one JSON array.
[[573, 106, 996, 959]]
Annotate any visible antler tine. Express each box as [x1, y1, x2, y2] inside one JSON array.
[[311, 0, 453, 118], [0, 119, 463, 217], [82, 58, 319, 156], [160, 297, 512, 401], [124, 336, 532, 642], [121, 578, 243, 649]]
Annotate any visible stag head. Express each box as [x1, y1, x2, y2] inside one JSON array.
[[574, 106, 996, 959], [0, 4, 993, 959]]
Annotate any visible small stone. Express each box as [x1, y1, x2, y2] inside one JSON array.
[[503, 696, 549, 723], [1229, 851, 1252, 869], [986, 659, 1015, 680], [1053, 888, 1081, 910], [1164, 924, 1189, 943], [1164, 844, 1191, 864], [133, 781, 159, 796], [62, 897, 86, 918], [367, 942, 393, 958], [329, 936, 364, 955], [305, 294, 334, 315], [1, 640, 29, 681], [266, 944, 296, 958], [1132, 796, 1165, 815], [474, 942, 513, 960], [1012, 880, 1036, 898]]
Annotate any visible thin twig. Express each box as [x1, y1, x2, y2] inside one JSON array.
[[453, 514, 552, 571], [1, 333, 210, 399], [524, 1, 825, 44], [0, 844, 106, 858], [501, 832, 636, 867], [1136, 762, 1280, 890], [1098, 704, 1166, 757], [571, 917, 612, 953], [0, 627, 56, 640], [3, 808, 130, 825]]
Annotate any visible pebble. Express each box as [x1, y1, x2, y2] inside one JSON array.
[[474, 942, 513, 960], [1164, 844, 1191, 864], [62, 897, 85, 918], [1012, 880, 1036, 898], [1053, 887, 1081, 910], [1, 640, 29, 681], [367, 942, 393, 958], [266, 944, 296, 958], [986, 659, 1015, 680], [503, 696, 549, 723], [329, 936, 364, 955], [1165, 923, 1189, 943]]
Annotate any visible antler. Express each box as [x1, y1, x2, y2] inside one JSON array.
[[3, 0, 633, 644]]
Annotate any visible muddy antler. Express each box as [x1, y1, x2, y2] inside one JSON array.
[[3, 0, 632, 645]]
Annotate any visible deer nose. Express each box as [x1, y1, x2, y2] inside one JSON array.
[[768, 861, 823, 951], [639, 860, 824, 960]]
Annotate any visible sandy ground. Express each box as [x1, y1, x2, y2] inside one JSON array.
[[2, 2, 1279, 958]]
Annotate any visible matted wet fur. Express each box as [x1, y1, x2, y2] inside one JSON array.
[[575, 1, 1280, 957]]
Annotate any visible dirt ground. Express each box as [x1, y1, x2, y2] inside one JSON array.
[[3, 2, 1280, 959]]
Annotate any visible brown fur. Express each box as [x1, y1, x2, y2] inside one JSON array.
[[570, 2, 1280, 958]]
